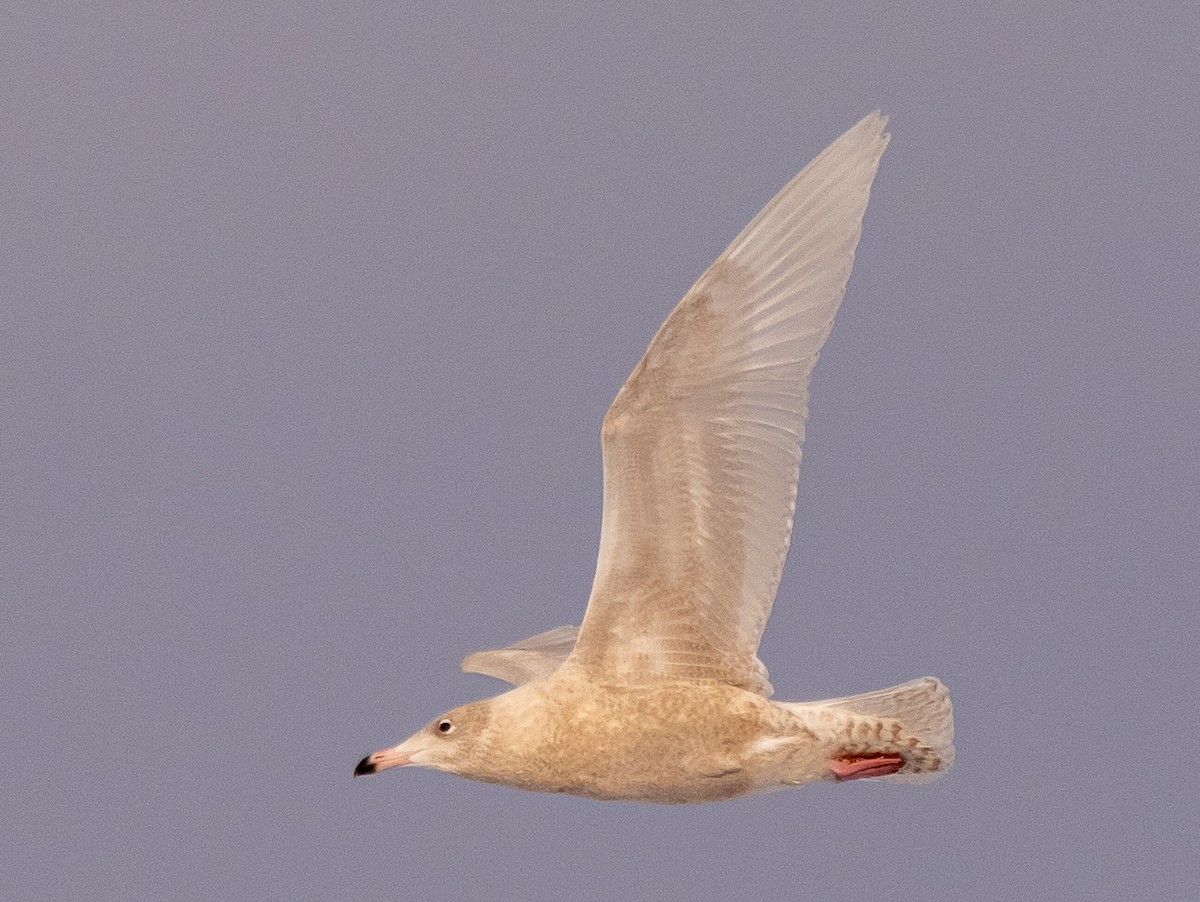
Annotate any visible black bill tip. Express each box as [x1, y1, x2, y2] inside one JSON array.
[[354, 755, 377, 777]]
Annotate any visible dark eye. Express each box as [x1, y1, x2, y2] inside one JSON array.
[[437, 719, 454, 734]]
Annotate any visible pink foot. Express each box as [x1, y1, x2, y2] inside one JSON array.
[[830, 752, 905, 781]]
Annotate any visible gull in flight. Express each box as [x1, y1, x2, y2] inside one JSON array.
[[355, 112, 954, 802]]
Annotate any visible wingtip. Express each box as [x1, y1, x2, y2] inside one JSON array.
[[853, 109, 890, 144]]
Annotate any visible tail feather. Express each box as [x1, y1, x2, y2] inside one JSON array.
[[786, 676, 955, 783]]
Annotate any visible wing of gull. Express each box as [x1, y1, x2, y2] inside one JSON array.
[[462, 626, 579, 686], [563, 112, 890, 696], [460, 113, 888, 695]]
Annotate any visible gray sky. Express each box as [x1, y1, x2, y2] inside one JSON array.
[[4, 3, 1198, 900]]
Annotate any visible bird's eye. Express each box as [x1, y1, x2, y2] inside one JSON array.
[[437, 719, 454, 734]]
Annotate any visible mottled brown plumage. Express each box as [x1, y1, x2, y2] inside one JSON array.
[[355, 113, 954, 802]]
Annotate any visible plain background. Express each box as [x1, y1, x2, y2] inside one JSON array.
[[4, 3, 1198, 900]]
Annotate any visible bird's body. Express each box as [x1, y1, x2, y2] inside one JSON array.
[[432, 672, 785, 803], [355, 112, 955, 802], [395, 669, 949, 803]]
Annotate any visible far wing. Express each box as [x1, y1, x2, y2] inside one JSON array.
[[568, 113, 890, 695], [461, 625, 579, 686]]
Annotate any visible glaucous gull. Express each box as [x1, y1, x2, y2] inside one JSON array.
[[355, 112, 954, 802]]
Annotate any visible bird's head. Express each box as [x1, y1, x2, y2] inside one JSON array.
[[354, 699, 496, 779]]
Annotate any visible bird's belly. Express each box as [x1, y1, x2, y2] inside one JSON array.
[[553, 731, 754, 803]]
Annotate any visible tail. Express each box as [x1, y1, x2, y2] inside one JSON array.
[[785, 676, 955, 783]]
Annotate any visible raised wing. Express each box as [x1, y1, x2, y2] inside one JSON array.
[[461, 625, 579, 686], [567, 113, 890, 695]]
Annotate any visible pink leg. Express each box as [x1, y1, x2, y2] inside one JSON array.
[[830, 752, 905, 781]]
